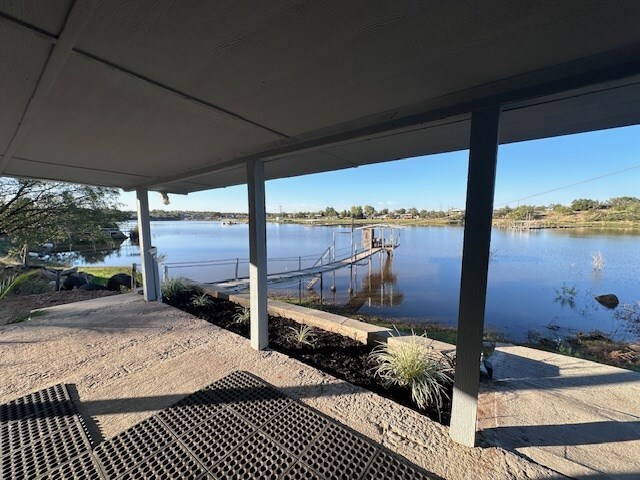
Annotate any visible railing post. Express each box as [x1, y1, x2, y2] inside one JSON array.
[[163, 264, 169, 282], [235, 257, 240, 280], [131, 263, 137, 290]]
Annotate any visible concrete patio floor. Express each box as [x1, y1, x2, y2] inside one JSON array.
[[478, 345, 640, 479], [0, 294, 556, 479]]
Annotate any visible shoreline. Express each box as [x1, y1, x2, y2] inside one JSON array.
[[125, 217, 640, 230], [268, 295, 640, 372]]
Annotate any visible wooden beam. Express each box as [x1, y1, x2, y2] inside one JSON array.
[[449, 105, 501, 447], [136, 188, 161, 301], [0, 0, 100, 174], [247, 160, 268, 350]]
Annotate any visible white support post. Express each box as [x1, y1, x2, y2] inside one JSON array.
[[450, 106, 501, 447], [136, 188, 161, 301], [247, 160, 268, 350]]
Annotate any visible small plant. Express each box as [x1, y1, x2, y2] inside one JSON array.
[[555, 337, 577, 357], [161, 276, 193, 299], [369, 331, 453, 416], [554, 283, 577, 307], [592, 251, 605, 271], [7, 309, 45, 325], [232, 306, 251, 325], [614, 302, 640, 334], [0, 270, 39, 300], [288, 324, 317, 347], [191, 292, 213, 307]]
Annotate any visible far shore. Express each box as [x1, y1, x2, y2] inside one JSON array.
[[133, 216, 640, 230]]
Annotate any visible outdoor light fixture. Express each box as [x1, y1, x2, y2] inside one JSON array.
[[160, 192, 170, 205]]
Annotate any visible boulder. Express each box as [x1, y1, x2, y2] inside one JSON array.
[[33, 268, 57, 281], [107, 273, 133, 292], [78, 283, 109, 291], [62, 272, 90, 290], [595, 294, 619, 309]]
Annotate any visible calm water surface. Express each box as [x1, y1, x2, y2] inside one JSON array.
[[78, 222, 640, 342]]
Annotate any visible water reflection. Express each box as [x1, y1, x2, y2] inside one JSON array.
[[348, 255, 404, 309], [48, 238, 127, 264]]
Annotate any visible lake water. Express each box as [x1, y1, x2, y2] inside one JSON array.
[[76, 221, 640, 342]]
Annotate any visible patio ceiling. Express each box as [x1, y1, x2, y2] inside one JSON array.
[[2, 1, 640, 194]]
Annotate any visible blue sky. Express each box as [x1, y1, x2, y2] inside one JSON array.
[[120, 124, 640, 212]]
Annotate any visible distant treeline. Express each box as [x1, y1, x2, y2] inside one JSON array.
[[493, 196, 640, 221], [120, 196, 640, 222]]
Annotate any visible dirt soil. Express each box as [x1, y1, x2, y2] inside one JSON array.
[[0, 290, 119, 325], [167, 291, 453, 424]]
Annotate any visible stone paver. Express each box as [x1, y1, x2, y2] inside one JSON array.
[[1, 295, 557, 479], [478, 344, 640, 479]]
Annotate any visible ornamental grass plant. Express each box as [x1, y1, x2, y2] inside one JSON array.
[[369, 330, 454, 417]]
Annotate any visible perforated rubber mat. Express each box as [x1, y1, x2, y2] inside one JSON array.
[[1, 371, 437, 479]]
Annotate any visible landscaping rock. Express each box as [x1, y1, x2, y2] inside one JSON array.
[[107, 273, 133, 292], [595, 294, 619, 309], [62, 272, 92, 290], [78, 283, 110, 291]]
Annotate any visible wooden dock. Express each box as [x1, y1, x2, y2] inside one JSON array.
[[210, 246, 393, 291]]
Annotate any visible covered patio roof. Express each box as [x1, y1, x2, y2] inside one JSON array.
[[1, 1, 640, 193]]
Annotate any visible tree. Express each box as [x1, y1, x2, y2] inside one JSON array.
[[350, 205, 364, 219], [551, 203, 571, 215], [608, 196, 640, 209], [324, 206, 338, 218], [363, 205, 376, 218], [508, 205, 537, 220], [379, 208, 389, 216], [570, 198, 599, 211], [0, 177, 125, 265], [407, 207, 419, 217], [395, 208, 406, 215]]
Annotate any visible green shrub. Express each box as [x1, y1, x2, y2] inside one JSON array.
[[369, 332, 453, 415], [161, 276, 193, 299]]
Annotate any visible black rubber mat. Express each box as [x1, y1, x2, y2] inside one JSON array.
[[0, 384, 96, 480], [0, 371, 438, 479]]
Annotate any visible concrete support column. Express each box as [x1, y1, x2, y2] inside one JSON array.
[[450, 106, 501, 447], [136, 188, 161, 301], [247, 160, 269, 350]]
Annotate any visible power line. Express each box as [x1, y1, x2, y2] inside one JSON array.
[[496, 163, 640, 207]]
